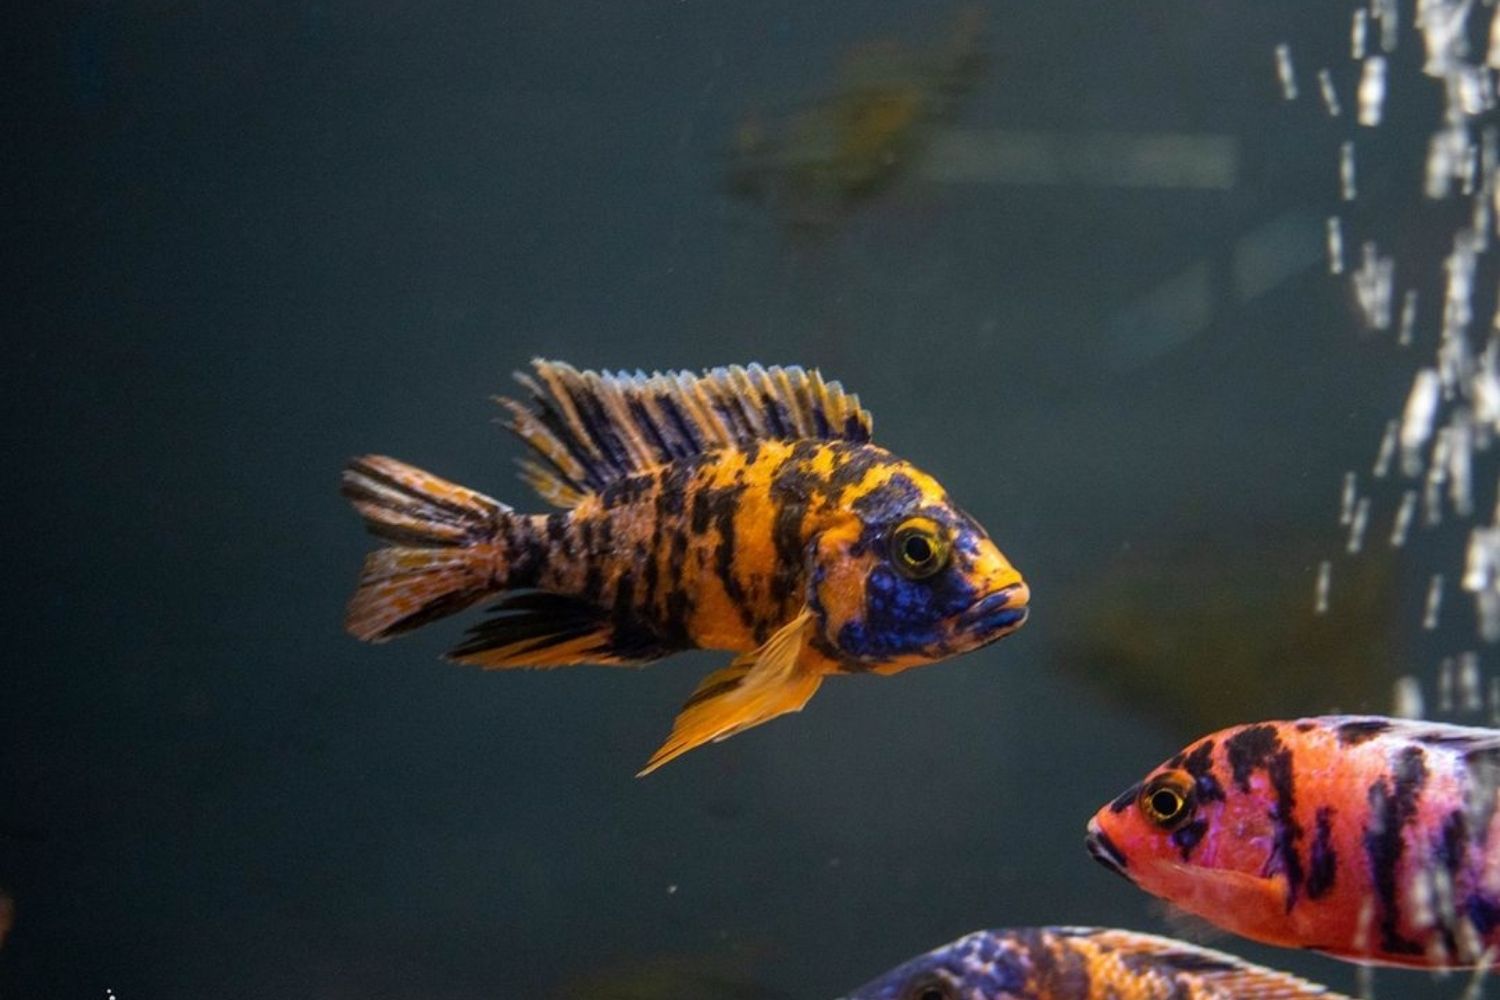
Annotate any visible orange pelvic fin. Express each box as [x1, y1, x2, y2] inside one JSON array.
[[638, 611, 822, 776], [341, 455, 508, 641]]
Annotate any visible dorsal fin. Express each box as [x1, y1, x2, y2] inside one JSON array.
[[1057, 928, 1348, 998], [1314, 714, 1500, 753], [496, 359, 874, 508]]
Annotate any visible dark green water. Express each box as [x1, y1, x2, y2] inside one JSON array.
[[6, 2, 1481, 997]]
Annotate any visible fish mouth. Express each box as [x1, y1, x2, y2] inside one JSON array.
[[957, 582, 1030, 637], [1085, 819, 1131, 880]]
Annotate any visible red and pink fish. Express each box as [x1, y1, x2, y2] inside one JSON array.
[[1089, 715, 1500, 968]]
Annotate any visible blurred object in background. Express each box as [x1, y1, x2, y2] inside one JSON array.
[[1102, 210, 1322, 372], [727, 4, 987, 228], [1057, 529, 1401, 733], [549, 947, 789, 1000], [923, 129, 1237, 191], [0, 891, 12, 950]]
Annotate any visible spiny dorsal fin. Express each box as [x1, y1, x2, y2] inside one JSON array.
[[1313, 714, 1500, 754], [496, 360, 874, 508], [1055, 928, 1348, 999]]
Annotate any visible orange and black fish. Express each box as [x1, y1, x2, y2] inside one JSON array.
[[1088, 715, 1500, 968], [342, 360, 1029, 773], [840, 926, 1344, 999]]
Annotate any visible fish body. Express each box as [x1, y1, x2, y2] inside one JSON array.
[[727, 5, 985, 224], [342, 361, 1028, 772], [841, 926, 1344, 999], [1087, 715, 1500, 968]]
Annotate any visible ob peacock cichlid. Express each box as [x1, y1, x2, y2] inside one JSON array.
[[341, 360, 1029, 773]]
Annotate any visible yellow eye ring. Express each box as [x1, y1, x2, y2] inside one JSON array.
[[1139, 770, 1194, 830], [890, 517, 951, 580]]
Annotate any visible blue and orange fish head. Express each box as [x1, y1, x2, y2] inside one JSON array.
[[1087, 736, 1288, 928], [808, 479, 1028, 671], [841, 931, 1027, 999]]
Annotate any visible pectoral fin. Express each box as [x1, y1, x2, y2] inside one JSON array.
[[638, 611, 821, 776]]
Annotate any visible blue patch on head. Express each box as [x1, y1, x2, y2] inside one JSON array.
[[836, 556, 979, 661], [843, 933, 1025, 1000], [829, 472, 999, 661]]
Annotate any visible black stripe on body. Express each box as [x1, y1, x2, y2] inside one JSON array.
[[1023, 927, 1091, 997], [769, 468, 813, 612], [1184, 740, 1226, 804], [543, 513, 575, 560], [1172, 820, 1208, 860], [1463, 746, 1500, 848], [497, 513, 545, 589], [709, 484, 755, 632], [1363, 745, 1429, 956], [1306, 807, 1337, 900], [1224, 726, 1306, 910], [651, 464, 694, 646]]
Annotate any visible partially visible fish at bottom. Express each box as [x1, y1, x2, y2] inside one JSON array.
[[839, 926, 1346, 999], [0, 890, 12, 950]]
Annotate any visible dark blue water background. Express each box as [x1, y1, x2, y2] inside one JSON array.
[[5, 1, 1476, 996]]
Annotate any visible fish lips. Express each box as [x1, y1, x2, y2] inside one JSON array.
[[955, 582, 1030, 642], [1085, 819, 1132, 881]]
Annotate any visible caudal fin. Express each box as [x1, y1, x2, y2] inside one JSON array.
[[340, 455, 509, 641]]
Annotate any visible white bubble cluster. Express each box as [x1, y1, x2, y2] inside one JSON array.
[[1308, 1, 1500, 660]]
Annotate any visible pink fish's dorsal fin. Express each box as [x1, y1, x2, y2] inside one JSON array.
[[1305, 715, 1500, 754]]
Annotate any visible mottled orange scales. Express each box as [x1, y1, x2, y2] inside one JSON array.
[[843, 926, 1346, 999], [341, 359, 1028, 773]]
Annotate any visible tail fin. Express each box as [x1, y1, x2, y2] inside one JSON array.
[[340, 455, 509, 641]]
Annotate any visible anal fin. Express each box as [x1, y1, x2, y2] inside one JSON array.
[[638, 610, 821, 776], [448, 591, 675, 668]]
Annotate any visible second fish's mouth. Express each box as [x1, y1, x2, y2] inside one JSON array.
[[957, 582, 1030, 636], [1085, 820, 1131, 880]]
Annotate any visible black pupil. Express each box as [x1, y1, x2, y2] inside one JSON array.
[[904, 534, 933, 564], [917, 987, 948, 1000], [1151, 789, 1181, 818]]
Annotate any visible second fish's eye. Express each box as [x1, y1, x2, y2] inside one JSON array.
[[1140, 771, 1194, 830], [891, 518, 950, 579], [903, 976, 957, 1000]]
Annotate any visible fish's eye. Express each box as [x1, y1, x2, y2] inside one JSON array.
[[890, 518, 951, 580], [901, 976, 958, 1000], [1139, 770, 1194, 831]]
